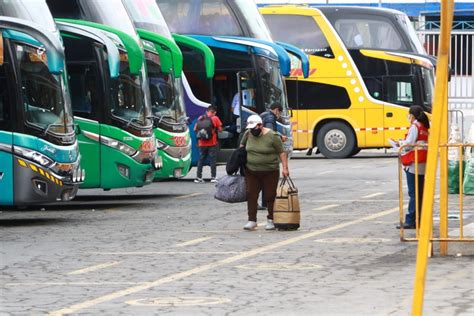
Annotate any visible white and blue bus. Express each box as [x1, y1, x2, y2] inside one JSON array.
[[156, 0, 309, 164]]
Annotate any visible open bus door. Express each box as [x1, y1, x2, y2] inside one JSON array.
[[214, 69, 257, 162]]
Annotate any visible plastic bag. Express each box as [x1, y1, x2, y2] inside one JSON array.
[[214, 175, 247, 203], [448, 125, 462, 194], [463, 124, 474, 195]]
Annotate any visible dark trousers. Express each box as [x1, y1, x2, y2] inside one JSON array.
[[245, 168, 279, 222], [405, 170, 425, 226], [197, 145, 217, 178]]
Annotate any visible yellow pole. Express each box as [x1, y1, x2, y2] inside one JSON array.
[[459, 146, 464, 239], [412, 0, 454, 314], [439, 94, 449, 256]]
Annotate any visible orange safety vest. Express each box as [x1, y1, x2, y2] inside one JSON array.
[[401, 121, 429, 166]]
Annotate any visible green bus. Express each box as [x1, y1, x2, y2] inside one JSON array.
[[123, 0, 215, 179], [47, 1, 159, 190]]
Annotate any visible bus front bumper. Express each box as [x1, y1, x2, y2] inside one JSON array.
[[13, 157, 82, 205], [154, 145, 192, 179]]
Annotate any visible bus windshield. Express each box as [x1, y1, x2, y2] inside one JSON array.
[[258, 57, 288, 116], [264, 14, 333, 58], [16, 42, 74, 135], [421, 66, 434, 111], [233, 0, 273, 41], [397, 14, 426, 54], [46, 0, 137, 39], [110, 52, 149, 126], [333, 17, 406, 51], [123, 0, 172, 39], [147, 53, 186, 123], [157, 0, 243, 36], [0, 0, 57, 34]]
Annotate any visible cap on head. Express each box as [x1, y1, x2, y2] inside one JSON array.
[[246, 115, 262, 129]]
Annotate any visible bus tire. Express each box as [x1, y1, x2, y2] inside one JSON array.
[[317, 122, 355, 159], [351, 147, 361, 157]]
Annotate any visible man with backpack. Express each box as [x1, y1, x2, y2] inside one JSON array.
[[194, 105, 223, 183]]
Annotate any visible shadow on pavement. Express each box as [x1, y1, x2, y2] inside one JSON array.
[[0, 217, 72, 227]]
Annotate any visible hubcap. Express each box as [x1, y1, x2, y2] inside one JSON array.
[[324, 129, 347, 152]]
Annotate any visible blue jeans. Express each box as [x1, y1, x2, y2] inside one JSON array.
[[405, 170, 425, 226], [197, 145, 217, 178]]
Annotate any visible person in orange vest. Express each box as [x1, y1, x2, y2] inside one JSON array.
[[394, 105, 430, 229]]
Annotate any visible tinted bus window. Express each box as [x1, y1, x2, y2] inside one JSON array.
[[64, 37, 102, 120], [157, 0, 242, 36], [264, 14, 333, 58], [334, 17, 406, 51], [0, 63, 9, 124], [286, 80, 351, 110], [234, 0, 273, 41], [47, 0, 137, 36]]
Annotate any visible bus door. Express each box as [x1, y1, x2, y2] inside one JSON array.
[[215, 69, 257, 162], [285, 77, 309, 149], [364, 105, 385, 147], [0, 32, 14, 205]]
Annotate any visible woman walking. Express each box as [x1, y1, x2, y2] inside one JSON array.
[[396, 105, 430, 229], [241, 115, 289, 230]]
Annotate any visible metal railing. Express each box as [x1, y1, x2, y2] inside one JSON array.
[[416, 21, 474, 31], [398, 143, 474, 243]]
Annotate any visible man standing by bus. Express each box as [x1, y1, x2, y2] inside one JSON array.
[[258, 102, 287, 209], [194, 105, 223, 183]]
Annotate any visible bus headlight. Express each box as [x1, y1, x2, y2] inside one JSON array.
[[14, 146, 54, 167], [100, 135, 137, 156], [156, 139, 169, 150]]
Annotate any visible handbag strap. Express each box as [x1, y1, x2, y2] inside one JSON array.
[[278, 176, 288, 197], [285, 176, 298, 193]]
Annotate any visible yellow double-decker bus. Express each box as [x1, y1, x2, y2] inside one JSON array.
[[260, 5, 435, 158]]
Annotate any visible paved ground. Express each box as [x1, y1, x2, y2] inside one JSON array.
[[1, 151, 473, 315]]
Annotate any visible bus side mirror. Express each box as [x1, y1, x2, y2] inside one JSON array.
[[0, 33, 4, 66]]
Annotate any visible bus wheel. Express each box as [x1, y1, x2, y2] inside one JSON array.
[[317, 122, 355, 158], [351, 147, 361, 157]]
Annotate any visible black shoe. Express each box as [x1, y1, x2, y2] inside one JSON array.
[[257, 205, 267, 211], [396, 223, 416, 229]]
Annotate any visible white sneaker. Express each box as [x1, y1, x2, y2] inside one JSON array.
[[265, 219, 276, 231], [194, 178, 204, 183], [243, 221, 257, 231], [210, 178, 218, 183]]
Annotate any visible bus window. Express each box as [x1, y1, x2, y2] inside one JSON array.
[[15, 43, 73, 135], [180, 45, 211, 104], [0, 62, 9, 125], [158, 0, 242, 36], [264, 14, 333, 58], [147, 55, 186, 124], [334, 18, 405, 51], [421, 67, 434, 111], [63, 37, 102, 120], [285, 80, 351, 110], [234, 0, 272, 41], [383, 76, 417, 107], [258, 57, 286, 111]]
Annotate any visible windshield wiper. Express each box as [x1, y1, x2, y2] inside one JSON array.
[[41, 122, 69, 136], [124, 115, 154, 128], [152, 113, 176, 124]]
